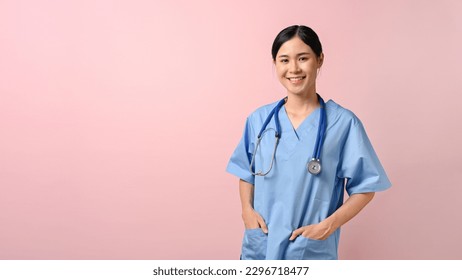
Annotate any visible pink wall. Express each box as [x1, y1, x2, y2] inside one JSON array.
[[1, 0, 461, 259]]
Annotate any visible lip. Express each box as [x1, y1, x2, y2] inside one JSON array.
[[286, 76, 306, 84]]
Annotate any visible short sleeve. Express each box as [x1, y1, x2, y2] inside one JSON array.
[[337, 117, 391, 195], [226, 117, 255, 185]]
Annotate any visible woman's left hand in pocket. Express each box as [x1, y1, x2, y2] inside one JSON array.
[[289, 222, 334, 241]]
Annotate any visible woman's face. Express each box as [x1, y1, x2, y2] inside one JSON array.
[[274, 36, 323, 97]]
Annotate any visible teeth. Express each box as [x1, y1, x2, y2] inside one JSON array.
[[288, 77, 304, 81]]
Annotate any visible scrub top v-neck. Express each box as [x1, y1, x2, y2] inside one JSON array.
[[281, 105, 320, 140]]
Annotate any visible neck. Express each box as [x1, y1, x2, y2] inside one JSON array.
[[285, 90, 319, 113]]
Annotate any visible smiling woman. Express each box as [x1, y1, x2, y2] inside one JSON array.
[[226, 25, 392, 260], [274, 34, 323, 129], [273, 26, 324, 110]]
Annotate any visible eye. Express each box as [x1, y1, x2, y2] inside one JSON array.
[[280, 59, 289, 63], [299, 56, 308, 62]]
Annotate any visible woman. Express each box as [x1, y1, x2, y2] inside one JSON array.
[[226, 25, 391, 260]]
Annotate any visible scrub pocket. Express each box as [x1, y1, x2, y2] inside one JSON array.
[[300, 235, 337, 260], [284, 234, 337, 260], [241, 228, 267, 260]]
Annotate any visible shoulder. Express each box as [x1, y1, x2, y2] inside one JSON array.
[[325, 99, 362, 128], [247, 100, 280, 124]]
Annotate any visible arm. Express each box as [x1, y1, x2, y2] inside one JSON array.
[[290, 192, 375, 240], [239, 179, 268, 233]]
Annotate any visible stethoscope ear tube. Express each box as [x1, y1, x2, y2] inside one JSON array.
[[249, 133, 280, 176]]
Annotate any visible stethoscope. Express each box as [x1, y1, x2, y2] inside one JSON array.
[[249, 94, 327, 176]]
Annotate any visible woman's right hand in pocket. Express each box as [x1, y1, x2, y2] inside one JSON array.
[[242, 207, 268, 233]]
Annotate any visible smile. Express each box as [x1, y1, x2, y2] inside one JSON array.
[[286, 76, 306, 83]]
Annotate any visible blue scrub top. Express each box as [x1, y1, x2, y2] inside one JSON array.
[[226, 99, 391, 260]]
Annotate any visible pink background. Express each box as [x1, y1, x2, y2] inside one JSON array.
[[1, 0, 461, 259]]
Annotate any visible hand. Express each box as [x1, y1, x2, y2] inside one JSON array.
[[289, 221, 334, 241], [242, 207, 268, 233]]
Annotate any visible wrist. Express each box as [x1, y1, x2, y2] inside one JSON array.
[[241, 204, 254, 211], [322, 215, 340, 234]]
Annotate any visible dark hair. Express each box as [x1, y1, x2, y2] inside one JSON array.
[[271, 25, 323, 60]]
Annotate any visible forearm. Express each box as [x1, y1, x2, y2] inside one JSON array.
[[239, 179, 268, 231], [239, 179, 254, 210], [323, 192, 375, 234]]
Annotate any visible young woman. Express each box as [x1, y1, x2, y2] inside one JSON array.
[[226, 25, 391, 260]]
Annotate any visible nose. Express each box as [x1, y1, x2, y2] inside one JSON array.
[[289, 61, 301, 73]]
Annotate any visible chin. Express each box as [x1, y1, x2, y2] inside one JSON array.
[[286, 86, 308, 96]]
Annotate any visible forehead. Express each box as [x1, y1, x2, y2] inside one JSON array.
[[277, 36, 314, 56]]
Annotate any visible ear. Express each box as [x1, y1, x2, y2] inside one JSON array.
[[317, 53, 324, 68]]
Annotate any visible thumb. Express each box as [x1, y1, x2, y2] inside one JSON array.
[[289, 228, 302, 241], [256, 215, 268, 234]]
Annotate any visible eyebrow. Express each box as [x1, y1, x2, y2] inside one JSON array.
[[278, 52, 311, 58]]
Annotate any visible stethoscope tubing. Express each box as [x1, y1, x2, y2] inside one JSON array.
[[250, 94, 326, 176], [313, 97, 326, 160]]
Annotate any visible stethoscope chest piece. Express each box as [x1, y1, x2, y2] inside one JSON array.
[[307, 158, 322, 175]]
